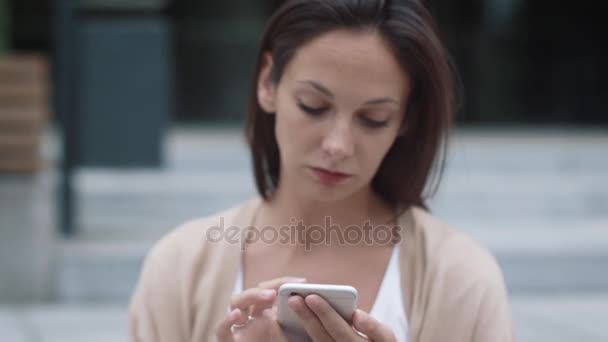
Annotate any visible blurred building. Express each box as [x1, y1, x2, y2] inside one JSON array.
[[4, 0, 606, 127]]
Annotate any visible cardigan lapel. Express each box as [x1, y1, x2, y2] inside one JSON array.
[[201, 197, 262, 342], [399, 206, 425, 342]]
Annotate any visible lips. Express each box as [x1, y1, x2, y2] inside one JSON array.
[[309, 167, 352, 185]]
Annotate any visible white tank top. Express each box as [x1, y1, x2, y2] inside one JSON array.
[[230, 245, 409, 341]]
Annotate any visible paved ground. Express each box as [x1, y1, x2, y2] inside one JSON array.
[[1, 126, 607, 341], [1, 294, 607, 341]]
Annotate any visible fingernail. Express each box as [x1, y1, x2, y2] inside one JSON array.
[[354, 309, 367, 329], [358, 309, 369, 319], [262, 289, 275, 298], [230, 308, 241, 320], [290, 277, 306, 282]]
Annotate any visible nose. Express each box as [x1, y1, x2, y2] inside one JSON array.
[[321, 119, 354, 160]]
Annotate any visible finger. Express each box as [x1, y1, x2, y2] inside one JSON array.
[[215, 308, 241, 342], [305, 294, 356, 341], [352, 309, 397, 342], [230, 287, 276, 312], [288, 295, 334, 342], [258, 276, 307, 290], [251, 277, 306, 316], [231, 288, 276, 324], [264, 308, 289, 342]]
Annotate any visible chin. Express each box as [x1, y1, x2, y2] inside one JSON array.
[[302, 180, 361, 203]]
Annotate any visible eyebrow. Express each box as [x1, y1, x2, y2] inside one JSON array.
[[296, 80, 400, 106]]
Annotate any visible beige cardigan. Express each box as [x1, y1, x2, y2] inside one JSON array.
[[128, 197, 514, 341]]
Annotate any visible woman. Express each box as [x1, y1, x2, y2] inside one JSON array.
[[128, 0, 514, 341]]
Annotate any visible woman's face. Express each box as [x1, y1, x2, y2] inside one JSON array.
[[259, 29, 412, 202]]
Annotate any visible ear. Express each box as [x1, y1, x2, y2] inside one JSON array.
[[257, 52, 277, 114]]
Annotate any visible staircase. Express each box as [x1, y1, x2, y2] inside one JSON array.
[[55, 127, 608, 302]]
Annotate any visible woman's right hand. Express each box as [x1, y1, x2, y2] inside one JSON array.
[[215, 276, 306, 342]]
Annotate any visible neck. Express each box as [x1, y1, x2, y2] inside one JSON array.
[[259, 181, 396, 250]]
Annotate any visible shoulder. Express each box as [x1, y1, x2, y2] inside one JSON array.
[[132, 196, 261, 300], [404, 208, 514, 340], [408, 206, 505, 285], [128, 197, 261, 340]]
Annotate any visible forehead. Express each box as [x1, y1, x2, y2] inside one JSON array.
[[282, 29, 410, 98]]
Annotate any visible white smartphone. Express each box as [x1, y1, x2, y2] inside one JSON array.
[[276, 283, 358, 337]]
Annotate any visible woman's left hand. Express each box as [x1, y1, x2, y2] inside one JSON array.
[[288, 294, 397, 341]]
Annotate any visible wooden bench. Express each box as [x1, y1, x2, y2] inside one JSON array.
[[0, 54, 49, 173]]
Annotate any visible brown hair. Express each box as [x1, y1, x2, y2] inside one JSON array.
[[244, 0, 458, 211]]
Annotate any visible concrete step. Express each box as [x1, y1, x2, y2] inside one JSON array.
[[56, 218, 608, 302], [162, 127, 608, 171], [73, 165, 608, 236], [3, 294, 608, 341], [70, 128, 608, 233], [0, 172, 56, 302], [50, 127, 608, 302]]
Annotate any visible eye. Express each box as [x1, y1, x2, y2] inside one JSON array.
[[297, 101, 327, 116], [360, 116, 389, 128]]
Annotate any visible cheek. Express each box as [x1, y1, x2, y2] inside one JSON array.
[[274, 103, 315, 157]]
